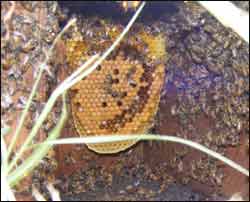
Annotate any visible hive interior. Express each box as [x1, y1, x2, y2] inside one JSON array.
[[66, 21, 166, 153]]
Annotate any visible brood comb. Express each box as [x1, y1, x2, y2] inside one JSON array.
[[66, 21, 166, 153]]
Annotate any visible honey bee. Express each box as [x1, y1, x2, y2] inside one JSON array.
[[118, 1, 141, 11]]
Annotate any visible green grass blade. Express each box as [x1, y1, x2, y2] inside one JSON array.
[[6, 2, 146, 183], [46, 134, 249, 177], [6, 18, 76, 161], [7, 93, 68, 187]]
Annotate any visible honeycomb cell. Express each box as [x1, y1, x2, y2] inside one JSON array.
[[117, 100, 123, 107], [113, 69, 119, 75], [66, 21, 166, 154], [96, 65, 102, 71], [101, 102, 107, 108]]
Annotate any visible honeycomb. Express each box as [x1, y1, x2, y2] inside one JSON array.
[[66, 22, 166, 154]]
